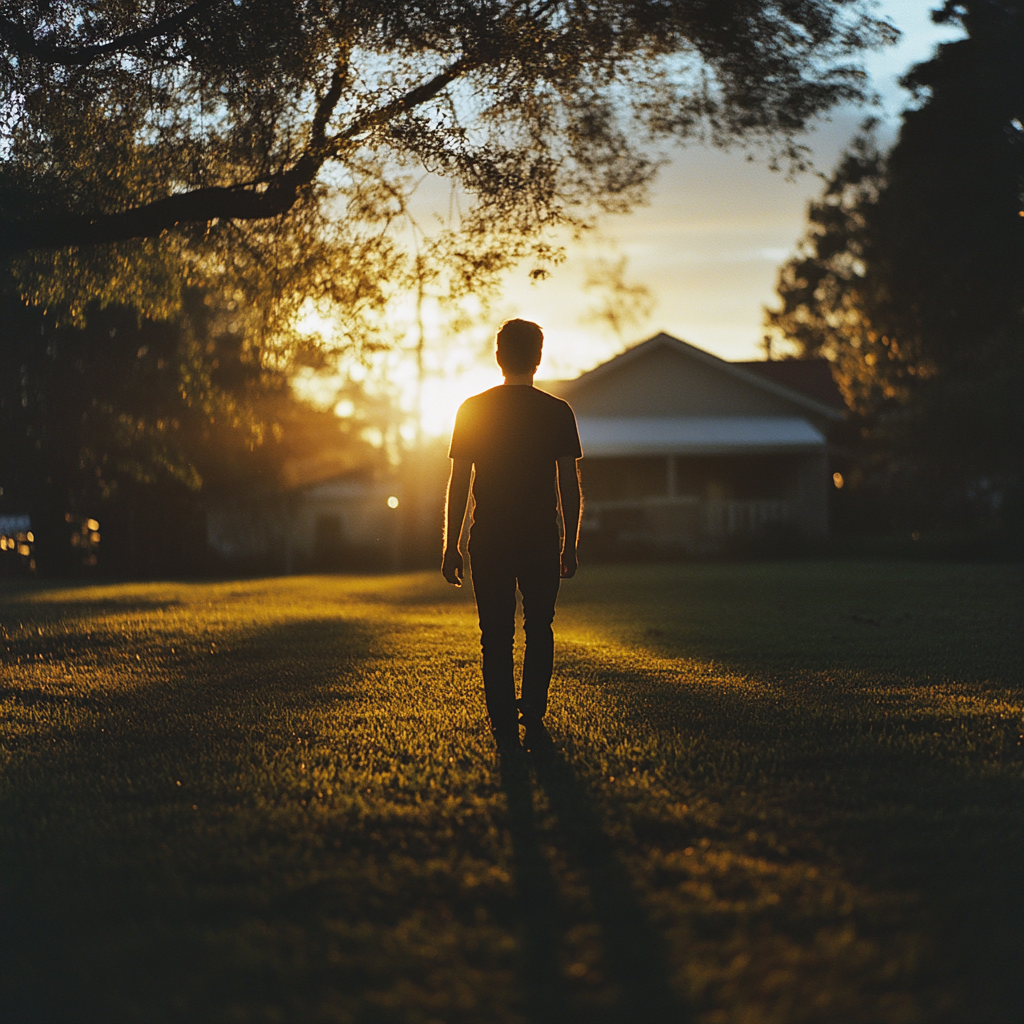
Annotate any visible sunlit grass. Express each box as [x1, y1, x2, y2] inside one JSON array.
[[1, 563, 1021, 1023]]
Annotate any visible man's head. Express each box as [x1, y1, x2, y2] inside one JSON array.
[[496, 319, 543, 376]]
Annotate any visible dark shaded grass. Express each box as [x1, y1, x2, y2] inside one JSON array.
[[549, 563, 1023, 1022], [550, 646, 1022, 1021], [0, 564, 1022, 1023], [2, 617, 378, 1022]]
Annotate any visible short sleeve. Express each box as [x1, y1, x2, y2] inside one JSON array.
[[448, 399, 477, 460], [556, 402, 583, 459]]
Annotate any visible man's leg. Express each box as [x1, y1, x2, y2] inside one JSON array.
[[517, 538, 561, 721], [469, 543, 519, 735]]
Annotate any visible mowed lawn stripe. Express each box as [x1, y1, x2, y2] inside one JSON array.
[[1, 564, 1021, 1023]]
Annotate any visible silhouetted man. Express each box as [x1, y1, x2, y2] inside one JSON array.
[[442, 319, 583, 745]]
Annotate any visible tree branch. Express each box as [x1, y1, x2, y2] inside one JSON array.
[[329, 53, 478, 151], [0, 0, 220, 66], [0, 52, 480, 254]]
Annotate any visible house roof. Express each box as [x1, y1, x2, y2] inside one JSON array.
[[550, 333, 846, 422], [734, 358, 846, 412], [577, 416, 826, 457]]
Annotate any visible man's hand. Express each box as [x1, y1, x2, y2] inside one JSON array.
[[560, 545, 578, 579], [442, 547, 465, 586]]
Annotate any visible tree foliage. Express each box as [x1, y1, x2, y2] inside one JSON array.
[[766, 0, 1024, 533], [0, 287, 383, 572], [1, 0, 896, 333], [581, 251, 655, 343]]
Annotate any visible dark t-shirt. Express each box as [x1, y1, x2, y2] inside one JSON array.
[[449, 385, 582, 539]]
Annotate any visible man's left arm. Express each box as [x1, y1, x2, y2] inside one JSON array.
[[442, 458, 473, 586], [556, 456, 582, 579]]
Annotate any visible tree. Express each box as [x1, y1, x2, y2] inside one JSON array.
[[1, 0, 897, 332], [0, 286, 381, 573], [765, 0, 1024, 537], [581, 251, 656, 344]]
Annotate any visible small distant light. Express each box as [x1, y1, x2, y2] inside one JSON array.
[[26, 531, 34, 542], [387, 495, 400, 509], [91, 532, 101, 543], [18, 543, 30, 556], [911, 531, 921, 541], [86, 518, 100, 531], [832, 472, 844, 489]]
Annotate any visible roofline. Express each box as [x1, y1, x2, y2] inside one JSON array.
[[558, 333, 846, 422]]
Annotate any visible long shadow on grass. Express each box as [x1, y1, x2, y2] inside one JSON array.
[[504, 725, 685, 1024], [497, 747, 574, 1024], [0, 615, 377, 1023]]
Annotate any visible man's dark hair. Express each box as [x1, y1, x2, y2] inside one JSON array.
[[496, 319, 544, 374]]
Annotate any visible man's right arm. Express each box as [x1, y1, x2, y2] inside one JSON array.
[[557, 456, 582, 579], [442, 458, 472, 586]]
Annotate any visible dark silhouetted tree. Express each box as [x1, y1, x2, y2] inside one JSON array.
[[766, 0, 1024, 537], [0, 288, 383, 573]]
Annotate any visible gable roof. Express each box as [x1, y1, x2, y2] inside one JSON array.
[[734, 358, 847, 412], [554, 333, 846, 422]]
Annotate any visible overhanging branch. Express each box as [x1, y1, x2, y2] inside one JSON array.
[[0, 0, 220, 66], [0, 52, 478, 255]]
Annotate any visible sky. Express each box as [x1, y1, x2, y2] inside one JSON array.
[[505, 0, 966, 373], [314, 2, 967, 438]]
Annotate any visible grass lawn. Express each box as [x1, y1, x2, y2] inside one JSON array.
[[1, 561, 1021, 1024]]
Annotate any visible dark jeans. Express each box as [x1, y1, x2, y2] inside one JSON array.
[[470, 530, 561, 732]]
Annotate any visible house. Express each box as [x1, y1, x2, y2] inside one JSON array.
[[544, 333, 847, 554], [206, 469, 402, 572]]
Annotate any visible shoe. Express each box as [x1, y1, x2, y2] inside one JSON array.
[[491, 718, 520, 750], [520, 716, 551, 752], [494, 729, 520, 752], [518, 706, 543, 729]]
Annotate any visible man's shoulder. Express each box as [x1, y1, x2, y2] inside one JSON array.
[[531, 388, 578, 422], [459, 386, 503, 410], [457, 385, 576, 422], [532, 387, 574, 409]]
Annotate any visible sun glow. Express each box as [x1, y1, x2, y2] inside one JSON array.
[[416, 367, 503, 438], [290, 294, 605, 443]]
